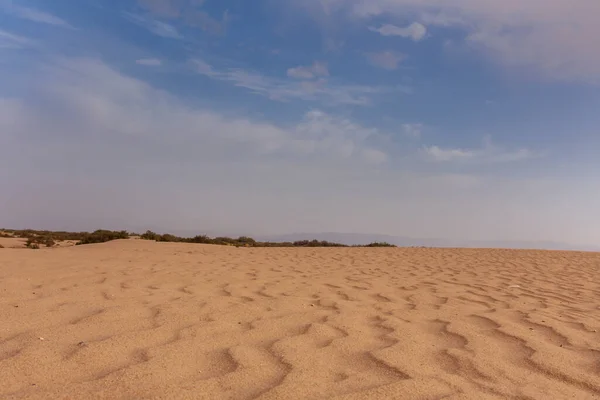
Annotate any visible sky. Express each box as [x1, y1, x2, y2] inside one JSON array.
[[1, 0, 600, 246]]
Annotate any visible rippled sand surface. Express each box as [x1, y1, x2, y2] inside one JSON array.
[[1, 240, 600, 399]]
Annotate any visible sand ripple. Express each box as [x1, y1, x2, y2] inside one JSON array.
[[1, 240, 600, 399]]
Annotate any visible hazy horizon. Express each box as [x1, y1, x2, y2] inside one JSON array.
[[3, 225, 599, 252], [1, 0, 600, 248]]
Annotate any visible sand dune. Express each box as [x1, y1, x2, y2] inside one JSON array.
[[0, 238, 27, 249], [1, 240, 600, 399]]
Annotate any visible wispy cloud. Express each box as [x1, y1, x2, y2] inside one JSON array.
[[369, 22, 427, 41], [193, 59, 402, 106], [402, 123, 423, 138], [136, 58, 162, 66], [366, 51, 406, 70], [0, 29, 36, 49], [1, 3, 73, 28], [287, 61, 329, 79], [136, 0, 228, 35], [9, 58, 388, 166], [294, 110, 388, 163], [424, 146, 476, 162], [318, 0, 600, 83], [424, 136, 539, 163], [123, 12, 182, 39]]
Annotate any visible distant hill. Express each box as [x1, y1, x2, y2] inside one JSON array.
[[258, 232, 600, 252]]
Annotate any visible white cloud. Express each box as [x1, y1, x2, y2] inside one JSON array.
[[194, 59, 215, 75], [0, 29, 35, 49], [424, 136, 538, 163], [123, 12, 182, 39], [369, 22, 427, 41], [193, 59, 398, 106], [424, 146, 475, 162], [136, 58, 162, 66], [287, 61, 330, 79], [294, 110, 388, 163], [287, 67, 315, 80], [1, 4, 73, 28], [366, 51, 405, 70], [23, 58, 388, 165], [402, 123, 422, 138], [300, 0, 600, 83]]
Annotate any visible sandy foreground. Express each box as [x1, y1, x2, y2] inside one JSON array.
[[1, 240, 600, 400]]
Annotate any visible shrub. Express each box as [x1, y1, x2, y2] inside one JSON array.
[[237, 236, 256, 245], [212, 237, 236, 245], [26, 239, 40, 249], [76, 230, 129, 245], [158, 234, 182, 242], [140, 230, 160, 241], [128, 230, 398, 248], [7, 229, 86, 241], [364, 242, 396, 247], [4, 229, 130, 247], [188, 235, 212, 244], [292, 240, 346, 247], [4, 229, 402, 249]]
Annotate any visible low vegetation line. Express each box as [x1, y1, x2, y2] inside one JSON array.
[[138, 231, 395, 248], [1, 229, 129, 248], [0, 229, 395, 248]]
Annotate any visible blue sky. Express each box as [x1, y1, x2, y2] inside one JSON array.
[[1, 0, 600, 246]]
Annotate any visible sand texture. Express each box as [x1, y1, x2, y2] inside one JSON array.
[[0, 238, 27, 249], [1, 240, 600, 399]]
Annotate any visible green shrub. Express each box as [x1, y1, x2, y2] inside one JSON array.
[[7, 229, 86, 241], [5, 229, 401, 249], [212, 237, 236, 245], [292, 239, 346, 247], [3, 229, 129, 247], [76, 230, 129, 245], [158, 234, 182, 242], [237, 236, 256, 244], [22, 234, 55, 248], [188, 235, 212, 244], [26, 239, 40, 249], [364, 242, 396, 247], [140, 230, 160, 241]]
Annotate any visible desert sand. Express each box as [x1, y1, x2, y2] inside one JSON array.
[[1, 239, 600, 399]]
